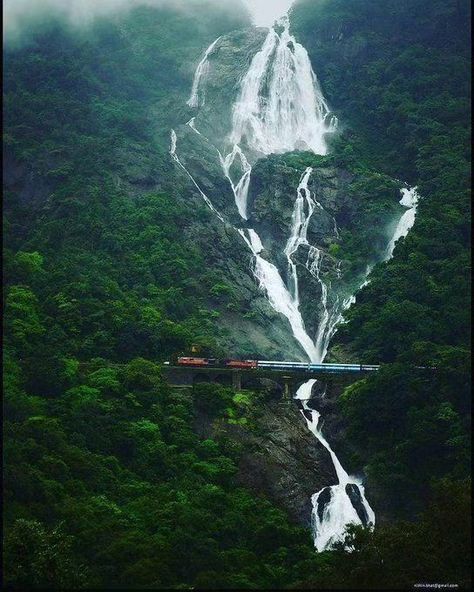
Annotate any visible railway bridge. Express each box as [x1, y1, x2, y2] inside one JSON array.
[[162, 362, 378, 399]]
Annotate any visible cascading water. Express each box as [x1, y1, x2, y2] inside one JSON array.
[[275, 164, 376, 549], [221, 15, 336, 221], [295, 381, 376, 552], [243, 170, 376, 549], [384, 187, 419, 259], [230, 16, 336, 156], [220, 145, 252, 219], [239, 163, 376, 550], [239, 228, 319, 361], [187, 37, 221, 108], [284, 167, 315, 302], [173, 9, 419, 552]]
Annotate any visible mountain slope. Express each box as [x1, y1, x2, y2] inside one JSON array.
[[291, 0, 471, 520]]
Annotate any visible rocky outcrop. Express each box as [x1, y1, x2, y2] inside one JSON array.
[[316, 486, 332, 522], [345, 483, 370, 525], [247, 150, 404, 338], [195, 391, 338, 527], [190, 27, 268, 146], [233, 400, 337, 526]]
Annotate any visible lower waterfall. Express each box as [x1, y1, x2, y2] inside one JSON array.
[[296, 380, 375, 551], [259, 167, 377, 550]]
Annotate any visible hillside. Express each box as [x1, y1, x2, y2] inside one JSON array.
[[291, 0, 471, 520], [3, 0, 471, 589]]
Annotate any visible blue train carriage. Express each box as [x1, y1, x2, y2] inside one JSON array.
[[257, 360, 310, 370], [308, 363, 381, 373], [257, 361, 381, 373]]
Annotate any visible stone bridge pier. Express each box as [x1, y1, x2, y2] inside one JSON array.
[[232, 370, 242, 391]]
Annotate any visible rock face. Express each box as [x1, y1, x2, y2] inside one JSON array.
[[191, 376, 339, 527], [345, 483, 370, 526], [195, 394, 338, 527], [233, 400, 337, 526], [3, 152, 51, 210], [316, 486, 332, 522]]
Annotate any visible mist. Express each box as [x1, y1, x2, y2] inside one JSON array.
[[3, 0, 296, 45], [3, 0, 156, 44], [3, 0, 274, 46]]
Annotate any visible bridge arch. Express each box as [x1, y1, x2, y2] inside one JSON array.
[[212, 373, 233, 387], [192, 372, 233, 387], [193, 373, 213, 384]]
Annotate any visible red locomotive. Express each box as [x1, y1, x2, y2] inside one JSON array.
[[176, 357, 218, 366], [222, 359, 257, 369], [177, 357, 257, 369]]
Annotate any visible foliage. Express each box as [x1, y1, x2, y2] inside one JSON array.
[[3, 361, 326, 589]]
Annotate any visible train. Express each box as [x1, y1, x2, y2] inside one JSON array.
[[170, 357, 380, 372]]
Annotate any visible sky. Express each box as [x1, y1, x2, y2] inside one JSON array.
[[244, 0, 295, 27]]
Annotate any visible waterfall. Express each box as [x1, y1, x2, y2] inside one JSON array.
[[240, 162, 376, 550], [230, 16, 336, 156], [239, 228, 319, 361], [220, 145, 252, 220], [170, 130, 318, 363], [295, 378, 375, 551], [187, 36, 221, 108], [277, 169, 376, 549], [220, 15, 337, 221], [384, 187, 419, 259], [295, 382, 375, 551], [284, 167, 315, 301], [175, 10, 419, 553]]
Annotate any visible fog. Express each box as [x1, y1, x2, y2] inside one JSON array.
[[3, 0, 160, 44], [3, 0, 296, 44]]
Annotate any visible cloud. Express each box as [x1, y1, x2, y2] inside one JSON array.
[[4, 0, 251, 45], [3, 0, 161, 44]]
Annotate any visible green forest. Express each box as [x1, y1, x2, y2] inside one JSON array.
[[3, 0, 471, 589]]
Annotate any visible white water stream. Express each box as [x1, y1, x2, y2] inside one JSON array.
[[170, 129, 225, 223], [230, 16, 336, 156], [175, 12, 418, 552], [186, 36, 221, 108], [384, 187, 419, 259]]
